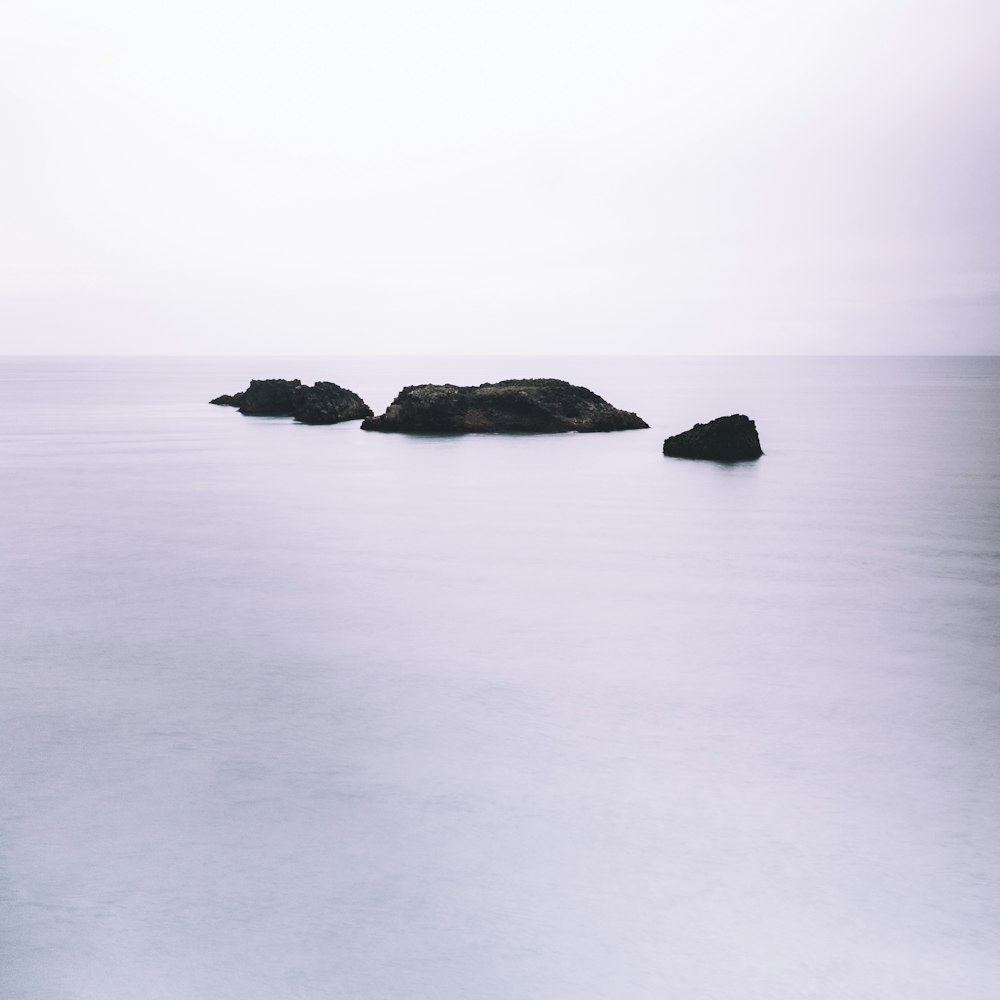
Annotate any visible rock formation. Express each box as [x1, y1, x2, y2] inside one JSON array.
[[662, 414, 763, 461], [293, 381, 374, 425], [361, 379, 648, 434], [236, 379, 303, 416], [208, 379, 372, 424]]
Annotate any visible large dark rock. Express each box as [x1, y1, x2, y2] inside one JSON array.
[[361, 379, 649, 434], [208, 379, 372, 424], [292, 381, 373, 425], [662, 414, 763, 461]]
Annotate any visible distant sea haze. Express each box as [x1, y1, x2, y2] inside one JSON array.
[[1, 356, 998, 1000]]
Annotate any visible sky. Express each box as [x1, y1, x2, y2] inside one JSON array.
[[2, 0, 998, 355]]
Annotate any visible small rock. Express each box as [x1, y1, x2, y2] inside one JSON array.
[[209, 392, 245, 407], [662, 414, 763, 461]]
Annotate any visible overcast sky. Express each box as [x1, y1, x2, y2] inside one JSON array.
[[2, 0, 998, 355]]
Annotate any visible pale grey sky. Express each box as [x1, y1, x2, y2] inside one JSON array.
[[2, 0, 998, 355]]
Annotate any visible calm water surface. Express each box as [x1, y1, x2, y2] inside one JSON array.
[[1, 356, 998, 999]]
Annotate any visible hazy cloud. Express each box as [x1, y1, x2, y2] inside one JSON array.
[[2, 0, 998, 354]]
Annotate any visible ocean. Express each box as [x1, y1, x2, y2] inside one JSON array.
[[1, 355, 997, 999]]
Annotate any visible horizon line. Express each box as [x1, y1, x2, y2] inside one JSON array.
[[3, 352, 999, 360]]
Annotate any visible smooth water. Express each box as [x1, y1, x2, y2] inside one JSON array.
[[1, 356, 998, 999]]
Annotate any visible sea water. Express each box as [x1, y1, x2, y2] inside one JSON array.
[[1, 356, 997, 999]]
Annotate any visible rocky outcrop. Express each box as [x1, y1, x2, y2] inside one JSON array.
[[209, 392, 245, 407], [237, 379, 304, 417], [293, 381, 374, 425], [361, 379, 648, 434], [208, 379, 373, 424], [662, 414, 763, 461]]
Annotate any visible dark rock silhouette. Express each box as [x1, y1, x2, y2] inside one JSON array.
[[662, 414, 763, 461], [293, 381, 374, 425], [209, 392, 245, 407], [361, 379, 648, 434], [208, 379, 372, 424], [237, 379, 304, 417]]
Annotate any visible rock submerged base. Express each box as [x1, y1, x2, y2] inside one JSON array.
[[662, 414, 763, 461], [360, 379, 649, 434]]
